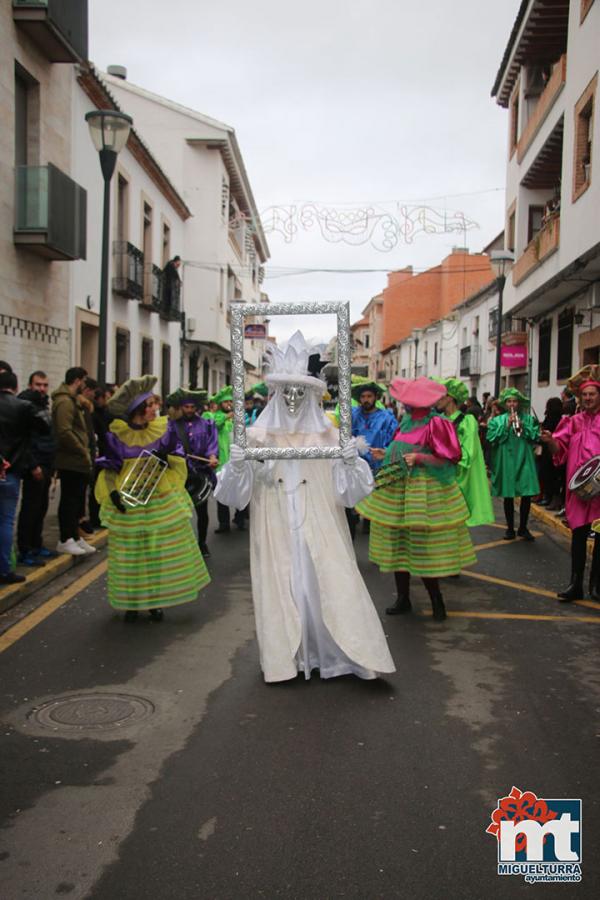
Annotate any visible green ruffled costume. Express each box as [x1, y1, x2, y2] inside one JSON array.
[[357, 413, 476, 576], [487, 413, 540, 498], [449, 410, 495, 526]]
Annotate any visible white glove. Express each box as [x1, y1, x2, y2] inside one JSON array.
[[341, 438, 358, 466], [229, 443, 246, 472]]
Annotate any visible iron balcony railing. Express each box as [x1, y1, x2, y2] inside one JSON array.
[[14, 163, 86, 260], [488, 310, 527, 341], [160, 272, 182, 322], [460, 345, 481, 376], [13, 0, 88, 63], [113, 241, 144, 300]]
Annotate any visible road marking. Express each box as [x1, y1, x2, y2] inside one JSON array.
[[0, 560, 107, 655], [473, 535, 542, 551], [461, 569, 600, 613], [446, 611, 600, 624]]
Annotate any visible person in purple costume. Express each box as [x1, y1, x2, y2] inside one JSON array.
[[167, 389, 218, 557]]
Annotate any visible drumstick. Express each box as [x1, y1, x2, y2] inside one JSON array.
[[187, 453, 211, 463]]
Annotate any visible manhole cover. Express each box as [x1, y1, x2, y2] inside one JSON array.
[[29, 693, 155, 732]]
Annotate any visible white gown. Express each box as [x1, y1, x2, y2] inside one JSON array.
[[215, 426, 396, 683]]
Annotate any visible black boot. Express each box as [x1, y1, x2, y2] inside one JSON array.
[[423, 577, 447, 621], [387, 571, 411, 615], [430, 592, 447, 621], [588, 534, 600, 602], [124, 610, 139, 622], [386, 596, 412, 615], [503, 498, 515, 540], [149, 608, 164, 621], [557, 575, 584, 602], [517, 497, 534, 541]]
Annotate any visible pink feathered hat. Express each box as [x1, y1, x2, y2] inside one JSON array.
[[389, 376, 446, 408]]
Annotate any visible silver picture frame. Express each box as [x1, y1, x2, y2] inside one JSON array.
[[230, 301, 352, 459]]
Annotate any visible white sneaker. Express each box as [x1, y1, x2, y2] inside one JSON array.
[[57, 538, 87, 556], [77, 538, 97, 554]]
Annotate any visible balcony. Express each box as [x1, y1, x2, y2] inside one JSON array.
[[13, 1, 88, 63], [459, 345, 481, 376], [512, 214, 560, 286], [160, 273, 182, 322], [517, 55, 567, 164], [489, 311, 528, 345], [113, 241, 144, 300], [140, 263, 162, 312], [14, 164, 86, 260]]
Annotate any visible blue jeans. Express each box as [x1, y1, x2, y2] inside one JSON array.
[[0, 472, 21, 575]]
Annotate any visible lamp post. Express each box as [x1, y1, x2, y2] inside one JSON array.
[[85, 109, 133, 384], [490, 249, 515, 398]]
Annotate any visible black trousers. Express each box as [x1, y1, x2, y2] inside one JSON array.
[[57, 470, 89, 543], [217, 501, 230, 529], [17, 466, 53, 554], [195, 501, 209, 546]]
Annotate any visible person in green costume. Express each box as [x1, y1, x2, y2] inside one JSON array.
[[436, 378, 494, 527], [486, 387, 540, 541], [210, 385, 235, 533]]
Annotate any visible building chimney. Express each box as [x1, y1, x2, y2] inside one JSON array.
[[107, 65, 127, 80]]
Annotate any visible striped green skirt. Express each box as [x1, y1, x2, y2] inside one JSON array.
[[100, 490, 210, 610], [357, 470, 476, 576]]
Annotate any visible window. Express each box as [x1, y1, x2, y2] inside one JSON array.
[[556, 310, 574, 380], [507, 208, 516, 253], [162, 221, 170, 266], [14, 63, 39, 166], [573, 74, 597, 201], [161, 344, 171, 400], [528, 205, 545, 243], [142, 200, 153, 302], [434, 341, 438, 365], [537, 319, 552, 383], [116, 174, 129, 242], [141, 337, 153, 374], [115, 328, 130, 384], [364, 332, 370, 349]]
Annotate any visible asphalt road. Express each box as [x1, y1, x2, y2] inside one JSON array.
[[0, 508, 598, 899]]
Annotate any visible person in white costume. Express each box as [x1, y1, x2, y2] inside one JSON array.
[[215, 331, 396, 683]]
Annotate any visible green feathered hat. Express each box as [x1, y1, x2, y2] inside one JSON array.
[[250, 381, 268, 398], [350, 374, 385, 401], [438, 377, 469, 406], [498, 387, 529, 409], [211, 385, 233, 406], [107, 375, 157, 418]]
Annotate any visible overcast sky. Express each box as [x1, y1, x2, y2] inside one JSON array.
[[90, 0, 520, 345]]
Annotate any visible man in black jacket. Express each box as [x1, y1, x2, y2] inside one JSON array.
[[16, 371, 57, 564], [0, 371, 49, 583]]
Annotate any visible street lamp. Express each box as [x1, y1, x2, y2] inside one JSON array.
[[85, 109, 133, 383], [490, 249, 515, 398]]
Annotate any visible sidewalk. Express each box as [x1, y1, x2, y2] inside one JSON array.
[[0, 486, 107, 614]]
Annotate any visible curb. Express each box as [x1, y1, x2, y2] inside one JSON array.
[[528, 503, 572, 540], [0, 530, 108, 615]]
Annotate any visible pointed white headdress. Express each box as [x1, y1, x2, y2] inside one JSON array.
[[263, 330, 325, 390]]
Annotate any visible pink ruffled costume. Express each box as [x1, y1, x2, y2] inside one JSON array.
[[553, 411, 600, 528]]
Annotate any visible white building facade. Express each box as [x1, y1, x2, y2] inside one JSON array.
[[102, 70, 270, 394], [381, 282, 501, 401], [493, 0, 600, 410], [71, 65, 188, 395]]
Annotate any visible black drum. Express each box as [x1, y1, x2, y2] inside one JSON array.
[[186, 470, 212, 506]]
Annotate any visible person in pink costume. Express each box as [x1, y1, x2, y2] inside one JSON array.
[[541, 366, 600, 602]]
